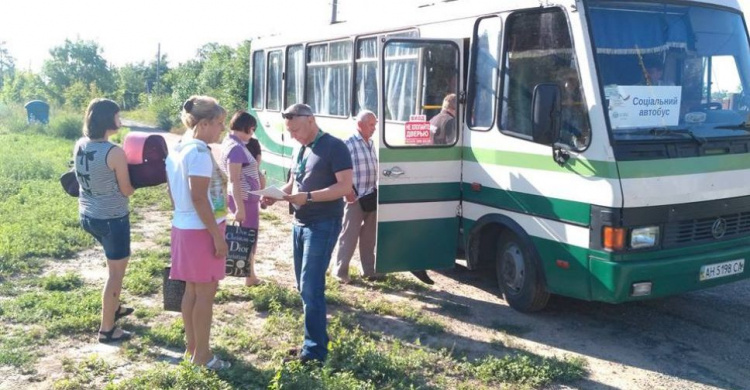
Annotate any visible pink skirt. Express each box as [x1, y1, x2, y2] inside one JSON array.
[[170, 222, 226, 283]]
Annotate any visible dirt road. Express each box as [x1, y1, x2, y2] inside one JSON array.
[[430, 264, 750, 389]]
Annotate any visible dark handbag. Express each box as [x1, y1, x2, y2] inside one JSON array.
[[60, 169, 79, 197], [359, 189, 377, 212], [163, 266, 185, 312], [225, 224, 257, 277]]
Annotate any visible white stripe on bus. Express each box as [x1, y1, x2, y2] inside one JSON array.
[[463, 202, 590, 248]]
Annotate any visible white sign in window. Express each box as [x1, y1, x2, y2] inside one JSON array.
[[605, 86, 682, 129]]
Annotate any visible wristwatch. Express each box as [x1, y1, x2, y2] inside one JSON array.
[[306, 191, 313, 203]]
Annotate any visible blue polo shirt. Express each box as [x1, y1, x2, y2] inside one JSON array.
[[292, 132, 353, 224]]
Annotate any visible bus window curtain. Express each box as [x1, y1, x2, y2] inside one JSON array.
[[384, 43, 418, 122], [286, 46, 305, 106], [356, 38, 378, 114]]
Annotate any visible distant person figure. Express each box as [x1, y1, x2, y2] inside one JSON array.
[[642, 60, 672, 86], [430, 93, 457, 145], [220, 110, 262, 286], [74, 98, 135, 343], [166, 95, 230, 370], [261, 103, 353, 364], [332, 110, 380, 283]]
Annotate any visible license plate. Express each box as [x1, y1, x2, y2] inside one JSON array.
[[699, 259, 745, 281]]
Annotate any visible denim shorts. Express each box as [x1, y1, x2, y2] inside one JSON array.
[[80, 214, 131, 260]]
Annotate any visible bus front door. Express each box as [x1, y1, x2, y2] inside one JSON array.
[[375, 38, 463, 273]]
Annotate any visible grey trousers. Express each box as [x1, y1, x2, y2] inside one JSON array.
[[333, 200, 377, 278]]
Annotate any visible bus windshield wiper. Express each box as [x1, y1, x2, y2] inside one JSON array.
[[714, 122, 750, 131], [643, 127, 706, 144]]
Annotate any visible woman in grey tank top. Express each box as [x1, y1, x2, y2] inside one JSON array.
[[74, 99, 135, 343]]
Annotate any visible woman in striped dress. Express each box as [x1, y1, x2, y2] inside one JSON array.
[[74, 99, 136, 343], [220, 111, 262, 286]]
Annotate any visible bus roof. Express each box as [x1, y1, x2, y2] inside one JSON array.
[[253, 0, 744, 50]]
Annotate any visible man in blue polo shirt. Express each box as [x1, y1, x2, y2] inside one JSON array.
[[262, 103, 353, 363]]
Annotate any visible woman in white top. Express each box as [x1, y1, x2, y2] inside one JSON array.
[[165, 95, 230, 370]]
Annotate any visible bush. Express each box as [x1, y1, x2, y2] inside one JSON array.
[[41, 273, 84, 291], [48, 113, 83, 140], [145, 95, 177, 131]]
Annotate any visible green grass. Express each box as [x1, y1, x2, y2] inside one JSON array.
[[40, 272, 84, 291], [124, 250, 170, 296], [472, 353, 587, 388], [0, 286, 101, 337], [246, 282, 302, 312], [54, 355, 114, 390], [0, 133, 91, 279], [0, 128, 171, 280], [107, 361, 234, 390], [129, 184, 173, 213], [0, 328, 44, 368]]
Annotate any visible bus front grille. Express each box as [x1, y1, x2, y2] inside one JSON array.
[[663, 212, 750, 247]]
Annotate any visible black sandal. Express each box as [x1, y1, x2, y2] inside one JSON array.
[[98, 327, 132, 343], [114, 305, 134, 322]]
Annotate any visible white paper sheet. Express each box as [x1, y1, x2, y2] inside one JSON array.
[[249, 186, 288, 199]]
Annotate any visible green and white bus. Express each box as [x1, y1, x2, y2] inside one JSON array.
[[248, 0, 750, 311]]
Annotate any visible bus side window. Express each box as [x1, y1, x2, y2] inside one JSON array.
[[354, 37, 378, 116], [468, 15, 501, 130], [266, 50, 283, 112], [306, 40, 352, 117], [500, 9, 591, 151], [252, 51, 265, 110], [285, 45, 305, 107]]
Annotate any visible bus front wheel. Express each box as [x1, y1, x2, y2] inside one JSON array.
[[495, 232, 550, 312]]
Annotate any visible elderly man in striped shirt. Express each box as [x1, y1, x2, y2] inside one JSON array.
[[332, 110, 381, 283]]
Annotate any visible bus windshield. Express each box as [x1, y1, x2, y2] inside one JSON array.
[[588, 1, 750, 142]]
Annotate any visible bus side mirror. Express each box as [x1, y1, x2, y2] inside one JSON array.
[[531, 83, 561, 146]]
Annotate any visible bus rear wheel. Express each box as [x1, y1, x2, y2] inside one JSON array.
[[495, 232, 550, 312]]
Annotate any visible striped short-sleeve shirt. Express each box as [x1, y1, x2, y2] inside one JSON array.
[[75, 138, 129, 219]]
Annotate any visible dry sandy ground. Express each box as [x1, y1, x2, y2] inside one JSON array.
[[2, 124, 749, 389]]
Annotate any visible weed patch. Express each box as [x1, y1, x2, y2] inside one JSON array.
[[41, 272, 84, 291], [107, 361, 232, 390], [247, 282, 301, 312], [54, 355, 114, 389], [0, 327, 45, 367], [124, 250, 169, 296], [472, 353, 587, 387], [0, 287, 101, 337]]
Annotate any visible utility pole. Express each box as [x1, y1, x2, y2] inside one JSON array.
[[155, 43, 161, 94], [330, 0, 338, 24]]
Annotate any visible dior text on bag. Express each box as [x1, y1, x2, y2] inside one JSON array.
[[225, 223, 257, 277]]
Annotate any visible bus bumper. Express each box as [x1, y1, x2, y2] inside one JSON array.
[[589, 244, 750, 303]]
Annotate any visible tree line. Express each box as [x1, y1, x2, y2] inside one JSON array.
[[0, 39, 251, 129]]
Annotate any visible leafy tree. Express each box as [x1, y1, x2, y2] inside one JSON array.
[[0, 71, 49, 103], [115, 62, 149, 110], [0, 41, 15, 90], [42, 39, 116, 105], [167, 59, 204, 109]]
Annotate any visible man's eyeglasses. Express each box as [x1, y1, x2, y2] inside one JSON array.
[[281, 113, 311, 120]]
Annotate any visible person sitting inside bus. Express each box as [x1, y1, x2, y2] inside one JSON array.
[[430, 93, 457, 145], [641, 60, 673, 86]]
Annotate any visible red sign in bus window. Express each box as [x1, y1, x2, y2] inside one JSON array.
[[405, 114, 432, 145]]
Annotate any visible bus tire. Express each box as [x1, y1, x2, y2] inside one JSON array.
[[495, 232, 550, 312]]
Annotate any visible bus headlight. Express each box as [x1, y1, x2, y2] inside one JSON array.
[[631, 226, 659, 249]]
